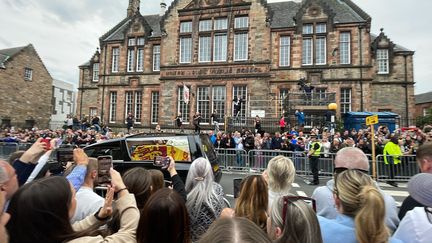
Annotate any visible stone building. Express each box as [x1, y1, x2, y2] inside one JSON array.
[[415, 91, 432, 119], [50, 79, 77, 129], [78, 0, 415, 130], [0, 44, 53, 128]]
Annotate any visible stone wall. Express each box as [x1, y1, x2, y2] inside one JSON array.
[[0, 45, 53, 128]]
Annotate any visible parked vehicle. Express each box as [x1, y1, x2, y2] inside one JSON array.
[[83, 133, 222, 182]]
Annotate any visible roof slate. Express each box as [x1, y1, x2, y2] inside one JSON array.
[[415, 92, 432, 105], [268, 0, 368, 29], [370, 34, 414, 53], [101, 14, 162, 42], [0, 45, 27, 68]]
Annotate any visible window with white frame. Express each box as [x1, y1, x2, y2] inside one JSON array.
[[340, 32, 351, 64], [136, 48, 144, 72], [214, 18, 228, 30], [199, 20, 212, 31], [178, 86, 190, 123], [180, 37, 192, 63], [302, 23, 327, 65], [199, 36, 211, 62], [125, 91, 142, 123], [315, 37, 326, 65], [151, 91, 159, 124], [92, 63, 99, 82], [280, 36, 291, 67], [233, 86, 247, 122], [127, 49, 135, 72], [214, 33, 227, 62], [302, 38, 313, 65], [377, 49, 389, 74], [180, 21, 192, 33], [153, 45, 160, 71], [109, 92, 117, 123], [135, 91, 142, 123], [112, 48, 119, 72], [234, 33, 248, 61], [316, 23, 327, 34], [137, 37, 145, 46], [340, 88, 352, 113], [24, 68, 33, 81], [125, 91, 133, 117], [197, 87, 210, 123], [128, 38, 136, 46], [212, 86, 226, 122], [234, 16, 248, 29], [423, 108, 430, 117], [89, 108, 97, 117]]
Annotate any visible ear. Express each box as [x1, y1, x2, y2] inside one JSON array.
[[275, 226, 283, 238], [91, 170, 98, 179]]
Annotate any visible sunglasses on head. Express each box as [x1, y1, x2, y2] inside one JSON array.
[[282, 196, 316, 226]]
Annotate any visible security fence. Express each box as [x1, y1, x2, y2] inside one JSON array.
[[216, 149, 418, 182]]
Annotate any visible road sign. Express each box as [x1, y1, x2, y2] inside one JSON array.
[[366, 115, 379, 126]]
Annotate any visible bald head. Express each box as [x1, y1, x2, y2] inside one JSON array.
[[334, 147, 369, 171], [0, 160, 18, 200]]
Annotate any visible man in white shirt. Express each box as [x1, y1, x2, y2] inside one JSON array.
[[71, 157, 104, 223]]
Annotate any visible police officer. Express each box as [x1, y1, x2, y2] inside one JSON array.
[[307, 134, 321, 185]]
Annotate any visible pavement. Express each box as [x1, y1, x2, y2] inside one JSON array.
[[219, 171, 409, 208]]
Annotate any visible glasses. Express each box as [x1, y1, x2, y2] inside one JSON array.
[[282, 196, 316, 226]]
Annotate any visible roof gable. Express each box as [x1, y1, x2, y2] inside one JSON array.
[[100, 14, 162, 42], [0, 44, 52, 79]]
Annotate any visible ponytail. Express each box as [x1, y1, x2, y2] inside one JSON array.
[[355, 186, 389, 243]]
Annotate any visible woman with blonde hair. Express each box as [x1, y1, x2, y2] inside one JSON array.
[[267, 195, 322, 243], [319, 169, 402, 243], [221, 175, 268, 231], [264, 155, 296, 209]]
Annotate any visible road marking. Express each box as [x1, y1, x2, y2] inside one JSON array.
[[226, 194, 234, 198], [383, 190, 409, 197], [292, 183, 300, 188], [296, 191, 308, 197], [378, 182, 408, 188]]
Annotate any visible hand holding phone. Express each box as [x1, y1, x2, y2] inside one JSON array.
[[41, 138, 51, 150], [153, 156, 171, 169], [97, 156, 113, 186]]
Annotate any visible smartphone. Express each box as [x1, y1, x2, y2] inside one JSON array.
[[56, 147, 74, 166], [41, 138, 51, 150], [153, 156, 170, 168], [233, 178, 243, 198], [97, 156, 113, 186]]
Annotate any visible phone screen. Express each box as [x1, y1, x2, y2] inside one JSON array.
[[97, 156, 113, 186], [56, 148, 74, 165], [153, 156, 170, 168], [233, 178, 243, 198]]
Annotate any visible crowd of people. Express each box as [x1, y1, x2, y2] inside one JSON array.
[[0, 136, 431, 243]]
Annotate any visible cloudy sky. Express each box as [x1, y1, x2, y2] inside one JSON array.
[[0, 0, 430, 94]]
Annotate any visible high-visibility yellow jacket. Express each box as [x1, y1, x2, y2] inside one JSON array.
[[383, 141, 402, 164]]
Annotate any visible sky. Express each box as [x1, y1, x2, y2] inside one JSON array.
[[0, 0, 431, 94]]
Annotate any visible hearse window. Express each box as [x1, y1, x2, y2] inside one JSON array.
[[126, 136, 191, 162], [199, 134, 217, 162], [84, 141, 123, 160]]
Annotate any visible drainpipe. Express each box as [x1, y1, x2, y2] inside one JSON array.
[[359, 25, 364, 111], [404, 54, 409, 126], [101, 45, 107, 123]]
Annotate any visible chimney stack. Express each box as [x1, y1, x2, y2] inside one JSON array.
[[127, 0, 140, 17], [160, 0, 167, 16]]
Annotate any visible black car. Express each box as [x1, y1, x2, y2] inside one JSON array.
[[83, 133, 222, 182]]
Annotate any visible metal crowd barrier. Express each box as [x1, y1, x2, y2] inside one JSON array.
[[375, 155, 419, 182], [0, 142, 19, 160], [216, 148, 418, 182]]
